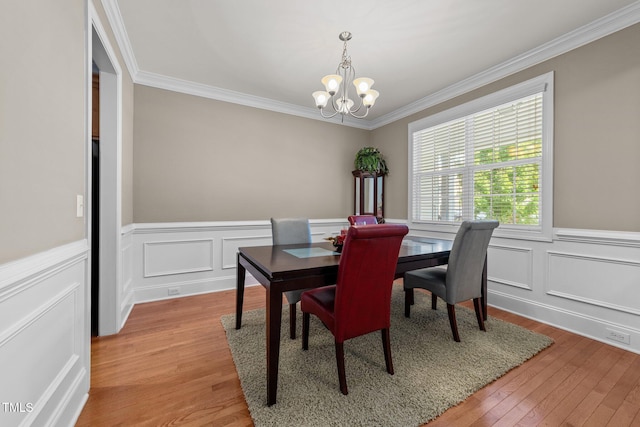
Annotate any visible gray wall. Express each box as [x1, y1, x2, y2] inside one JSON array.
[[133, 22, 640, 232], [372, 23, 640, 232], [133, 85, 370, 222], [0, 0, 134, 264], [0, 0, 86, 263]]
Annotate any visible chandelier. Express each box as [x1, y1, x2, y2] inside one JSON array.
[[312, 31, 379, 120]]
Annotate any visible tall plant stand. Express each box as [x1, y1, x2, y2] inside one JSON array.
[[352, 170, 384, 220]]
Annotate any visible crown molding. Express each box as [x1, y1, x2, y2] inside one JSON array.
[[99, 0, 139, 78], [369, 0, 640, 129], [100, 0, 640, 130], [135, 71, 373, 130]]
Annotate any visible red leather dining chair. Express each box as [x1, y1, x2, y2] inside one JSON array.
[[347, 215, 378, 225], [301, 223, 409, 395]]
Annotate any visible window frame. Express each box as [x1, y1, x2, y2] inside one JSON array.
[[408, 72, 554, 241]]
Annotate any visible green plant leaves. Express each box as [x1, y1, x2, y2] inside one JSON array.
[[354, 146, 389, 174]]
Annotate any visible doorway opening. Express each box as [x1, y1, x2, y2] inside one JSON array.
[[90, 18, 122, 336], [91, 63, 100, 336]]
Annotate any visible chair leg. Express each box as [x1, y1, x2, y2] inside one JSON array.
[[289, 303, 296, 339], [302, 312, 310, 350], [473, 298, 486, 331], [381, 329, 394, 375], [431, 293, 438, 310], [404, 288, 413, 317], [335, 341, 348, 395], [446, 303, 461, 342]]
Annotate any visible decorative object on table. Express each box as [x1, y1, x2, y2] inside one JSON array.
[[324, 234, 345, 252], [312, 31, 379, 121], [221, 286, 553, 427], [353, 147, 387, 222]]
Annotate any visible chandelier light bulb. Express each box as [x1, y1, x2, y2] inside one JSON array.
[[312, 91, 330, 108], [363, 90, 379, 107], [353, 77, 374, 97], [321, 74, 342, 95]]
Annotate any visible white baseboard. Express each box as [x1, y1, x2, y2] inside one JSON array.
[[490, 289, 640, 354], [134, 275, 238, 303]]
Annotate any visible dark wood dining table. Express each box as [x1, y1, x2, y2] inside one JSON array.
[[235, 235, 487, 406]]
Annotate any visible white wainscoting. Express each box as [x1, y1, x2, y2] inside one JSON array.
[[411, 226, 640, 354], [547, 250, 640, 316], [130, 219, 348, 303], [0, 240, 89, 427], [127, 221, 640, 353]]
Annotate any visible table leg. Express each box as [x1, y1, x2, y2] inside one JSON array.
[[235, 253, 246, 330], [266, 285, 283, 406], [481, 255, 488, 320]]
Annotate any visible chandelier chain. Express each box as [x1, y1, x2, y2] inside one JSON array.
[[340, 39, 351, 70]]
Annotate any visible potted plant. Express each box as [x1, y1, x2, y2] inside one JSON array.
[[354, 146, 389, 175], [353, 147, 387, 222]]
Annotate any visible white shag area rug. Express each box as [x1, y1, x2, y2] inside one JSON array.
[[221, 286, 553, 427]]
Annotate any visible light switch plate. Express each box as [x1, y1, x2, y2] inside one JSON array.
[[76, 195, 84, 218]]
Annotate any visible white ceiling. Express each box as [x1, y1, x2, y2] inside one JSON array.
[[106, 0, 639, 128]]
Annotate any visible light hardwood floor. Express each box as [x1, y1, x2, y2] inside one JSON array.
[[76, 283, 640, 426]]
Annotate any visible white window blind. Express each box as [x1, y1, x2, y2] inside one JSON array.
[[409, 75, 552, 238]]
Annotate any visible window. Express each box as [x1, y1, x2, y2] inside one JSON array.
[[408, 73, 553, 240]]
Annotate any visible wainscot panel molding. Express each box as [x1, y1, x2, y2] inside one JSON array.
[[143, 239, 215, 278], [408, 227, 640, 354], [220, 235, 273, 270], [130, 219, 349, 303], [487, 244, 534, 291], [0, 240, 90, 427], [547, 250, 640, 316]]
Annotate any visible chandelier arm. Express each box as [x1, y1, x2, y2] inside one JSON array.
[[350, 108, 369, 119], [329, 94, 341, 114], [349, 96, 365, 113], [343, 65, 354, 108], [348, 107, 370, 119], [319, 107, 340, 119]]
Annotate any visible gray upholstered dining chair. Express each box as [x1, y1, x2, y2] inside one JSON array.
[[403, 220, 499, 342], [270, 217, 313, 339]]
